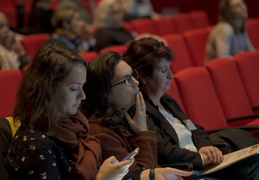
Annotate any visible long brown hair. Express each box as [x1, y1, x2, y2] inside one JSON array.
[[218, 0, 246, 33], [13, 40, 86, 135]]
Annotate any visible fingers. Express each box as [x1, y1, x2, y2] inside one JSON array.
[[135, 92, 140, 112], [139, 92, 146, 111], [119, 159, 134, 167], [135, 92, 146, 112], [200, 146, 223, 164], [104, 156, 118, 164], [124, 111, 132, 122]]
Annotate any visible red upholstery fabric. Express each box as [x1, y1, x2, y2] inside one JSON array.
[[78, 51, 98, 63], [0, 7, 17, 28], [234, 51, 259, 111], [183, 28, 209, 66], [205, 58, 259, 126], [165, 79, 185, 112], [246, 18, 259, 49], [99, 44, 127, 55], [171, 13, 194, 33], [121, 22, 134, 32], [162, 34, 194, 74], [0, 69, 22, 118], [21, 33, 51, 59], [130, 18, 158, 35], [188, 10, 210, 29], [175, 67, 229, 131], [154, 16, 178, 36]]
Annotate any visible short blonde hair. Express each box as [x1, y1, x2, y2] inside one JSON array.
[[92, 0, 120, 28], [51, 7, 81, 29]]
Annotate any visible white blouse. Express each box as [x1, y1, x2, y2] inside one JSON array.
[[159, 108, 197, 152]]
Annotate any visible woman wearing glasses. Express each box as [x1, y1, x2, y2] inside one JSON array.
[[80, 50, 192, 180]]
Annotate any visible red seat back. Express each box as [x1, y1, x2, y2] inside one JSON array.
[[205, 58, 256, 126], [0, 69, 22, 117], [189, 10, 210, 29], [78, 51, 98, 63], [21, 33, 51, 59], [175, 67, 228, 131], [131, 18, 158, 35], [246, 18, 259, 49], [99, 45, 127, 55], [171, 13, 194, 33], [183, 28, 209, 66], [162, 34, 194, 73], [154, 16, 178, 36], [234, 51, 259, 110]]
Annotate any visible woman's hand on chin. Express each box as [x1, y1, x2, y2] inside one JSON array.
[[124, 92, 147, 132]]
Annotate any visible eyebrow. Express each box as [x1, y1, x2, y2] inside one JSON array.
[[114, 71, 133, 83]]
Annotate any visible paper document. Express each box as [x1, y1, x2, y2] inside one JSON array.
[[199, 144, 259, 175]]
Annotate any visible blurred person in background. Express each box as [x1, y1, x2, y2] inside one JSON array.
[[57, 0, 96, 24], [121, 0, 160, 22], [50, 6, 96, 53], [0, 12, 30, 70], [205, 0, 254, 63]]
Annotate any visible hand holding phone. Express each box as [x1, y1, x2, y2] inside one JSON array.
[[120, 147, 140, 162]]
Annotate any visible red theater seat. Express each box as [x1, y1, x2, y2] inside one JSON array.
[[205, 58, 259, 126], [131, 18, 159, 35], [189, 10, 210, 29], [0, 69, 22, 118], [183, 28, 209, 66], [154, 16, 178, 36], [171, 13, 194, 33], [78, 51, 98, 63], [21, 33, 51, 59], [162, 34, 194, 73], [99, 45, 127, 55], [234, 51, 259, 113]]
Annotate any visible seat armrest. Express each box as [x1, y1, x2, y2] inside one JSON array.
[[212, 142, 230, 154], [159, 163, 193, 171]]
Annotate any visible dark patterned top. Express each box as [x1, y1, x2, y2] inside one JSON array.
[[7, 128, 81, 180]]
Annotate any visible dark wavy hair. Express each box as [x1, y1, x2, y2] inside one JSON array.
[[13, 40, 86, 136], [124, 37, 174, 86], [80, 51, 125, 126], [218, 0, 246, 33]]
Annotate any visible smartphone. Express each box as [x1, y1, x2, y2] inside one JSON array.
[[120, 147, 140, 162]]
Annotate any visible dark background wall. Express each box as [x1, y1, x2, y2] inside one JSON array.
[[150, 0, 259, 25]]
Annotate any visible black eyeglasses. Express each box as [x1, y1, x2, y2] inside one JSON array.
[[112, 69, 139, 87]]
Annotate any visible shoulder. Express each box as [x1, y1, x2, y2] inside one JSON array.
[[11, 128, 56, 153], [89, 121, 114, 135], [212, 22, 234, 36]]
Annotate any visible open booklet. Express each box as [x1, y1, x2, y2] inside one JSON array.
[[198, 143, 259, 175]]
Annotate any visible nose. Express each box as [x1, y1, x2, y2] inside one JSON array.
[[132, 77, 139, 87], [78, 88, 86, 100], [168, 69, 174, 79]]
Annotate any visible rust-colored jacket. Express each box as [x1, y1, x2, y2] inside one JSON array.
[[89, 120, 158, 170]]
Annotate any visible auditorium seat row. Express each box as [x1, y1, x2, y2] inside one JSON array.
[[1, 50, 259, 133], [18, 27, 210, 73], [123, 10, 211, 35], [20, 22, 259, 78], [165, 51, 259, 139]]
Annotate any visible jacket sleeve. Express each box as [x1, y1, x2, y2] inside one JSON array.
[[89, 124, 157, 170]]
